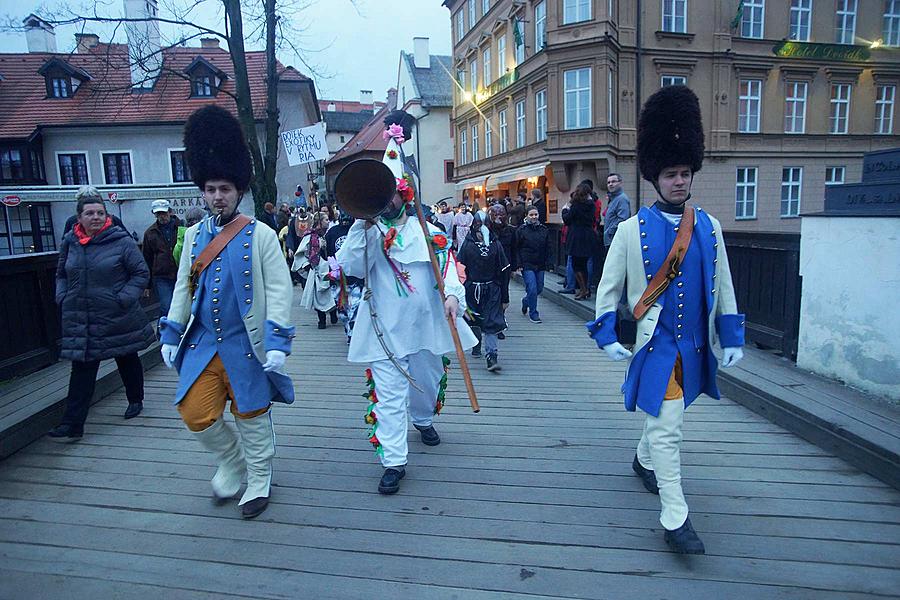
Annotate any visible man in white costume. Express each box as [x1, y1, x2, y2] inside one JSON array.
[[335, 110, 478, 494]]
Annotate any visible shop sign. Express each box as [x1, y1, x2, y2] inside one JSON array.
[[108, 192, 119, 203], [772, 41, 870, 62], [2, 195, 21, 207], [476, 68, 519, 105]]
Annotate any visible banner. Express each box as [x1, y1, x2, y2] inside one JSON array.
[[281, 122, 329, 167]]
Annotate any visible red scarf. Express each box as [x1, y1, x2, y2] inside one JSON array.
[[74, 217, 113, 245]]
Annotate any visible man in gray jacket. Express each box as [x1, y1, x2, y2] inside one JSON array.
[[604, 173, 631, 247]]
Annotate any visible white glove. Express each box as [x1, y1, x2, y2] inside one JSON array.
[[602, 342, 633, 362], [721, 347, 744, 368], [262, 350, 286, 372], [161, 344, 178, 369]]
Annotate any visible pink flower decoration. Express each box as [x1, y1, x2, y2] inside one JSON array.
[[327, 256, 342, 280], [382, 123, 405, 143]]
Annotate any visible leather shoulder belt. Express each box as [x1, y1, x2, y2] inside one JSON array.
[[632, 205, 694, 320], [189, 215, 253, 294]]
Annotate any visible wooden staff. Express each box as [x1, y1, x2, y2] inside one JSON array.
[[410, 192, 480, 413]]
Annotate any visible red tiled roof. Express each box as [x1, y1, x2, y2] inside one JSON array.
[[0, 43, 311, 139], [318, 99, 385, 113]]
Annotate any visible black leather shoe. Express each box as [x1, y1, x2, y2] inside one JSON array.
[[497, 331, 505, 340], [241, 496, 270, 519], [471, 343, 482, 357], [559, 288, 576, 294], [124, 402, 143, 420], [414, 424, 441, 446], [632, 455, 659, 494], [664, 517, 706, 554], [47, 424, 83, 442], [378, 467, 406, 494], [486, 352, 501, 372], [317, 321, 326, 329], [521, 304, 528, 315]]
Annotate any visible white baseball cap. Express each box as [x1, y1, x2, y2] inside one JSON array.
[[151, 199, 171, 213]]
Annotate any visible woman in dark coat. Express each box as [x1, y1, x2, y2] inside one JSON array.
[[457, 212, 509, 372], [48, 187, 155, 441], [487, 203, 517, 336], [562, 182, 599, 300]]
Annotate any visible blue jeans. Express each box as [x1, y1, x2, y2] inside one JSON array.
[[154, 277, 176, 319], [564, 256, 594, 291], [521, 269, 544, 318]]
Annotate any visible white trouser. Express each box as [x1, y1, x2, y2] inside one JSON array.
[[636, 398, 688, 531], [369, 350, 444, 468]]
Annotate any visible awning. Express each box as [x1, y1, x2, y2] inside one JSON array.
[[454, 161, 549, 191]]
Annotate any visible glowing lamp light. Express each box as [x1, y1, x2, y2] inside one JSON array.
[[870, 39, 883, 48]]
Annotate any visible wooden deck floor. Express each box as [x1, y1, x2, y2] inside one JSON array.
[[1, 282, 898, 599]]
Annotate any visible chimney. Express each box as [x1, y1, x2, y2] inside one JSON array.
[[386, 87, 398, 109], [359, 89, 374, 106], [200, 37, 220, 49], [75, 33, 100, 53], [327, 102, 336, 111], [413, 37, 429, 69], [23, 14, 57, 53], [124, 0, 162, 90]]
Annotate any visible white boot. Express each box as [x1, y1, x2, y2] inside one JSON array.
[[234, 410, 276, 519], [193, 419, 245, 502]]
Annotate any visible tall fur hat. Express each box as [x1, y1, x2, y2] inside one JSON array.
[[183, 105, 253, 191], [637, 85, 704, 183], [383, 109, 416, 141]]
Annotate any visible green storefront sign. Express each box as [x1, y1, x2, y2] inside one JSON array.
[[476, 68, 519, 105], [772, 41, 870, 62]]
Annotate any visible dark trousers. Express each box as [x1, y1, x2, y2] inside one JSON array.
[[61, 353, 144, 431]]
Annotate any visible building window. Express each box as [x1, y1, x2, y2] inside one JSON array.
[[193, 75, 213, 97], [875, 84, 896, 134], [740, 0, 765, 39], [830, 84, 851, 134], [564, 67, 592, 130], [0, 149, 24, 181], [825, 166, 845, 185], [468, 0, 476, 26], [472, 124, 479, 162], [50, 77, 71, 98], [661, 75, 686, 87], [535, 1, 547, 52], [781, 167, 802, 217], [886, 0, 900, 46], [470, 59, 478, 91], [784, 81, 807, 134], [607, 67, 615, 125], [835, 0, 857, 44], [30, 149, 45, 181], [536, 89, 547, 142], [514, 18, 526, 63], [515, 99, 526, 148], [735, 167, 758, 220], [170, 150, 192, 183], [58, 153, 89, 185], [456, 10, 465, 41], [340, 135, 346, 143], [739, 79, 762, 133], [460, 128, 467, 165], [485, 120, 493, 158], [444, 160, 455, 183], [483, 48, 491, 85], [662, 0, 687, 33], [102, 153, 133, 185], [499, 108, 508, 153], [457, 68, 467, 99], [564, 0, 591, 24], [497, 35, 506, 79], [482, 0, 490, 16], [789, 0, 812, 41]]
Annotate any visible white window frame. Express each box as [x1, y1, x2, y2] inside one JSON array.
[[55, 151, 90, 186], [472, 123, 479, 162], [457, 68, 467, 101], [470, 58, 478, 92], [468, 0, 476, 27], [456, 10, 465, 42], [485, 119, 493, 158], [661, 75, 687, 87], [515, 99, 526, 148], [499, 108, 508, 153], [830, 83, 851, 134], [739, 79, 762, 133], [483, 48, 491, 85], [835, 0, 857, 44], [662, 0, 687, 33], [564, 67, 592, 130], [886, 0, 900, 46], [789, 0, 812, 42], [460, 128, 467, 165], [535, 1, 547, 52], [482, 0, 490, 17], [825, 166, 845, 186], [875, 84, 896, 134], [607, 67, 615, 125], [735, 167, 758, 220], [535, 89, 547, 142], [563, 0, 591, 24], [780, 167, 803, 218], [740, 0, 765, 39], [100, 150, 135, 185], [497, 35, 506, 79], [514, 18, 525, 63], [784, 81, 808, 134]]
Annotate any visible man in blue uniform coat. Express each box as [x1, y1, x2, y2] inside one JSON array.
[[159, 106, 295, 519], [587, 86, 745, 554]]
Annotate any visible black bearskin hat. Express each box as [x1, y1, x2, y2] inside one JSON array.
[[383, 109, 416, 141], [637, 85, 704, 183], [183, 105, 253, 191]]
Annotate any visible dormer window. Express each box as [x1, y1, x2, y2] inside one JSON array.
[[51, 77, 71, 98], [38, 58, 90, 100], [194, 75, 213, 97], [184, 56, 228, 98]]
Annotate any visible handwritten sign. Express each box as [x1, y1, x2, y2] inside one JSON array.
[[281, 122, 328, 167]]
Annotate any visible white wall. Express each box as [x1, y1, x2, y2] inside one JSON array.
[[404, 104, 455, 205], [797, 216, 900, 400]]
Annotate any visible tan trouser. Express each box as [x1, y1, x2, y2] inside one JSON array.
[[178, 354, 269, 432]]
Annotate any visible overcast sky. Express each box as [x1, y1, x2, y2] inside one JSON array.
[[0, 0, 453, 103]]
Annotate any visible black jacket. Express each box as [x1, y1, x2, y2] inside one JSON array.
[[56, 227, 155, 362], [142, 219, 179, 281], [491, 223, 518, 271], [562, 201, 598, 258], [515, 221, 553, 271]]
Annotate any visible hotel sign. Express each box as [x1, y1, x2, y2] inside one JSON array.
[[772, 41, 870, 62], [475, 68, 519, 105]]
